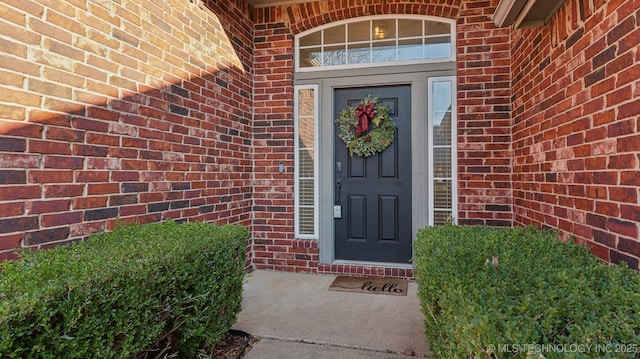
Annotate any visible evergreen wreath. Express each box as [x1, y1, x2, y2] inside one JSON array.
[[335, 96, 396, 157]]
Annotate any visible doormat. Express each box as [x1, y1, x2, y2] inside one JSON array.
[[328, 276, 408, 296]]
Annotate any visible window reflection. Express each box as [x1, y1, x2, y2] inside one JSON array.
[[431, 80, 454, 225], [372, 41, 396, 62], [296, 88, 317, 237], [347, 43, 370, 64], [398, 39, 423, 61], [323, 46, 346, 66], [297, 17, 454, 70]]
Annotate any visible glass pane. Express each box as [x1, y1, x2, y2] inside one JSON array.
[[398, 38, 423, 61], [430, 77, 455, 227], [295, 85, 317, 237], [299, 31, 321, 47], [347, 43, 370, 64], [299, 207, 315, 234], [299, 149, 314, 177], [298, 118, 315, 149], [398, 19, 422, 38], [432, 81, 452, 119], [434, 148, 451, 178], [299, 179, 315, 205], [372, 19, 395, 40], [434, 114, 452, 146], [372, 41, 395, 63], [425, 36, 451, 58], [297, 89, 314, 116], [434, 180, 452, 208], [297, 17, 454, 69], [299, 47, 322, 68], [348, 21, 370, 42], [433, 210, 453, 225], [425, 21, 451, 36], [323, 45, 346, 66], [324, 25, 345, 44]]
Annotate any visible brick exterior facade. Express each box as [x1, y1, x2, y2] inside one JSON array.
[[0, 0, 254, 260], [456, 0, 513, 227], [0, 0, 638, 273], [511, 0, 640, 269], [252, 0, 514, 275]]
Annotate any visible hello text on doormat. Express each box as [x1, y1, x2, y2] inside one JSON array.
[[328, 276, 408, 296]]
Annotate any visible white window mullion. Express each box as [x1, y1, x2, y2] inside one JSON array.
[[320, 29, 324, 66], [369, 20, 373, 63]]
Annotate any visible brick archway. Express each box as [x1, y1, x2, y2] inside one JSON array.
[[254, 0, 463, 35], [289, 2, 462, 34]]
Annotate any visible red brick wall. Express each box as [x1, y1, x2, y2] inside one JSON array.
[[457, 0, 513, 226], [0, 0, 253, 260], [252, 18, 307, 272], [5, 0, 634, 273], [511, 0, 640, 269], [252, 0, 513, 273]]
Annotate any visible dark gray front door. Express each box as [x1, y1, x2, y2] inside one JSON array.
[[334, 85, 412, 263]]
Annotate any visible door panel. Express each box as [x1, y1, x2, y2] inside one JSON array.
[[349, 156, 365, 178], [378, 195, 398, 241], [348, 195, 366, 240], [334, 85, 412, 263], [380, 142, 398, 178]]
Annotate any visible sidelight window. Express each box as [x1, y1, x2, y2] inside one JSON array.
[[428, 77, 457, 225], [294, 85, 319, 238]]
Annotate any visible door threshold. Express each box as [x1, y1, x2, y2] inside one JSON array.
[[332, 260, 413, 269], [319, 260, 414, 279]]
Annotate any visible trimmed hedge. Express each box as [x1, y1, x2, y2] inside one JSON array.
[[0, 220, 249, 359], [414, 225, 640, 359]]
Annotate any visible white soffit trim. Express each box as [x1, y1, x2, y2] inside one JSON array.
[[493, 0, 567, 28], [493, 0, 528, 27]]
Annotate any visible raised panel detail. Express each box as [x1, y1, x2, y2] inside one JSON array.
[[379, 195, 398, 242], [380, 98, 398, 178], [348, 195, 366, 241], [349, 155, 365, 178], [379, 132, 397, 178], [379, 99, 397, 116]]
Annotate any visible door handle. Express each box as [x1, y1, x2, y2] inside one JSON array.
[[335, 179, 342, 204]]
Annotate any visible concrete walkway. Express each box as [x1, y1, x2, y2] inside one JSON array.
[[232, 270, 431, 358]]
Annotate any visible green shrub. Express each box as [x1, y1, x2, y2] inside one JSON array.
[[414, 224, 640, 358], [0, 220, 249, 359]]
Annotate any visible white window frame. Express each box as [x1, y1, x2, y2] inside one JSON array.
[[427, 76, 457, 225], [294, 84, 319, 239], [295, 15, 456, 72]]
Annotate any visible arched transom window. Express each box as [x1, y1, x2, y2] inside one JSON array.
[[295, 15, 456, 71]]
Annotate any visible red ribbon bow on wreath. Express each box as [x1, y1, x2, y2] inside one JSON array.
[[335, 95, 395, 157], [354, 102, 376, 137]]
